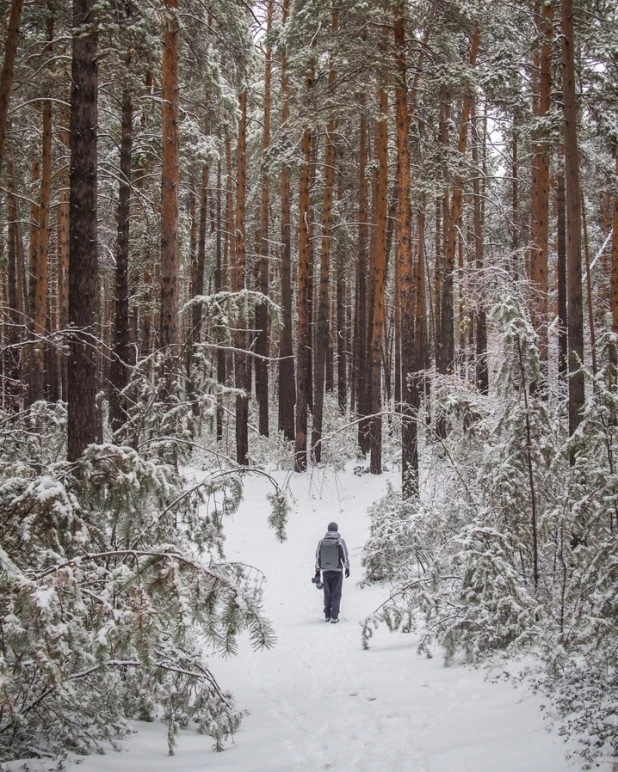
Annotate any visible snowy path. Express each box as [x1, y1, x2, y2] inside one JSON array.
[[72, 466, 605, 772]]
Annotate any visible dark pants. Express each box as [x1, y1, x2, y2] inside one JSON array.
[[323, 570, 343, 620]]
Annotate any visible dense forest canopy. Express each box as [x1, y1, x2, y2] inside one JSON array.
[[0, 0, 617, 765]]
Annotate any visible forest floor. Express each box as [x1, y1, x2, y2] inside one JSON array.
[[28, 464, 613, 771]]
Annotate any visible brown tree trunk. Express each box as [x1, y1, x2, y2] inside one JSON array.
[[336, 262, 347, 414], [36, 95, 52, 403], [278, 0, 295, 441], [0, 0, 25, 179], [255, 0, 273, 438], [109, 85, 133, 435], [215, 156, 225, 440], [557, 160, 568, 376], [311, 12, 338, 463], [561, 0, 584, 442], [189, 164, 208, 380], [357, 96, 370, 453], [394, 3, 417, 495], [434, 195, 441, 357], [25, 156, 41, 404], [6, 149, 22, 406], [233, 89, 249, 465], [581, 193, 597, 375], [68, 0, 100, 461], [57, 103, 70, 401], [438, 28, 480, 377], [512, 117, 520, 275], [529, 0, 552, 366], [612, 157, 618, 336], [472, 102, 488, 393], [369, 85, 389, 476], [160, 0, 180, 360], [295, 116, 312, 472]]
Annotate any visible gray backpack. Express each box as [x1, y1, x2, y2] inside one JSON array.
[[319, 538, 341, 570]]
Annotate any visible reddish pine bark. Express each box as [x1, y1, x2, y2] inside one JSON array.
[[0, 0, 25, 178]]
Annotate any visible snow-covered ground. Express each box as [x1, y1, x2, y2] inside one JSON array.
[[63, 465, 608, 771]]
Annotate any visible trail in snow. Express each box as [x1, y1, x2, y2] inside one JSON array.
[[70, 465, 605, 772]]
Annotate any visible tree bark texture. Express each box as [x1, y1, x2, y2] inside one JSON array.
[[394, 3, 418, 496], [233, 89, 249, 466], [369, 86, 389, 476], [160, 0, 180, 356], [356, 97, 370, 453], [255, 0, 273, 438], [0, 0, 25, 179], [561, 0, 585, 441], [471, 102, 488, 393], [295, 121, 312, 472], [278, 0, 295, 442], [311, 11, 338, 463], [438, 28, 480, 376], [68, 0, 100, 461], [529, 0, 553, 364], [611, 157, 618, 335], [109, 86, 133, 435]]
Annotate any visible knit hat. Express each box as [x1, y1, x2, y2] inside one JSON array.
[[327, 521, 338, 532]]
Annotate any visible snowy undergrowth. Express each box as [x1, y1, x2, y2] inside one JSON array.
[[361, 298, 618, 768], [0, 358, 291, 764]]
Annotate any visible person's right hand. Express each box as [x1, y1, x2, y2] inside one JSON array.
[[345, 568, 350, 578]]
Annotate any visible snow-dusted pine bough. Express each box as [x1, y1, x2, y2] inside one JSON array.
[[362, 296, 618, 767], [0, 390, 288, 763]]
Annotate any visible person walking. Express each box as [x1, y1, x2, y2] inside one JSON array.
[[315, 522, 350, 624]]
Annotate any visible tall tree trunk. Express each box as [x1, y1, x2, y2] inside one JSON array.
[[56, 110, 71, 400], [581, 193, 597, 375], [0, 0, 25, 179], [336, 263, 347, 414], [612, 156, 618, 336], [215, 156, 225, 440], [189, 164, 208, 393], [561, 0, 584, 442], [255, 0, 273, 438], [278, 0, 295, 441], [160, 0, 180, 361], [68, 0, 100, 461], [295, 115, 312, 472], [438, 28, 480, 377], [233, 89, 249, 465], [472, 101, 488, 393], [109, 85, 133, 435], [311, 11, 338, 463], [529, 0, 553, 366], [512, 116, 520, 275], [35, 94, 52, 403], [369, 85, 389, 476], [557, 160, 568, 376], [25, 156, 41, 404], [434, 194, 441, 358], [356, 95, 370, 453], [6, 149, 22, 406], [395, 2, 417, 495]]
